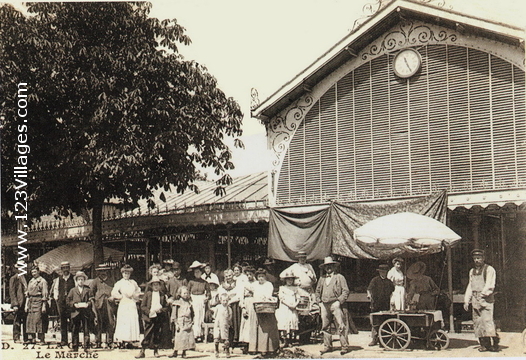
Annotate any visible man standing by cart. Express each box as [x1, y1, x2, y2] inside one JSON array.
[[464, 249, 500, 352], [315, 256, 350, 356], [367, 264, 394, 346]]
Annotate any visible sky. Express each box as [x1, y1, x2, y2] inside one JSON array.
[[145, 0, 526, 178], [5, 0, 526, 178]]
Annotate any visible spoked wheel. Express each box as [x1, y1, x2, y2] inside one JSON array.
[[427, 329, 450, 350], [378, 318, 412, 350]]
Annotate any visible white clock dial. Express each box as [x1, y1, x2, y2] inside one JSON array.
[[393, 48, 422, 78]]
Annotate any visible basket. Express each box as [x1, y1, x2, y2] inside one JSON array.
[[296, 296, 311, 315], [254, 302, 278, 314]]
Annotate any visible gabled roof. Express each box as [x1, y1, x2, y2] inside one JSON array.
[[252, 0, 525, 121]]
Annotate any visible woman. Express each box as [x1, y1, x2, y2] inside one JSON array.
[[218, 269, 243, 345], [201, 263, 220, 286], [26, 267, 48, 344], [387, 257, 406, 311], [187, 261, 210, 342], [247, 268, 279, 355], [111, 264, 141, 347], [238, 266, 257, 352], [233, 263, 248, 288]]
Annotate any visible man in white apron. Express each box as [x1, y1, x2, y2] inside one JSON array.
[[464, 249, 500, 352]]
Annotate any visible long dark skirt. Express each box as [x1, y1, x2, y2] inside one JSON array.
[[230, 302, 242, 343], [248, 312, 279, 354]]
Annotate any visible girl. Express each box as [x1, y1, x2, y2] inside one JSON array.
[[170, 286, 195, 358], [388, 257, 406, 311], [218, 269, 243, 345], [276, 271, 299, 347]]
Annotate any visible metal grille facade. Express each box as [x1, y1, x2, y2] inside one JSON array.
[[276, 44, 526, 204]]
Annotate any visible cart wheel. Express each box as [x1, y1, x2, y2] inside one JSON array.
[[428, 329, 450, 350], [378, 318, 412, 350]]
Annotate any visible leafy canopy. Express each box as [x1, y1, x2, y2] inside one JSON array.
[[1, 2, 244, 220]]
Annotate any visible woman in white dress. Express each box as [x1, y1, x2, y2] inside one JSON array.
[[111, 264, 141, 346], [387, 257, 406, 311]]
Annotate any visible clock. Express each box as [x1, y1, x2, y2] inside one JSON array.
[[393, 48, 422, 78]]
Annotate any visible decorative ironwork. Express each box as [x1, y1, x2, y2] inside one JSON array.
[[250, 88, 260, 110], [361, 20, 457, 60], [269, 94, 314, 167], [351, 0, 451, 33]]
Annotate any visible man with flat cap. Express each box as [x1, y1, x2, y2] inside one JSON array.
[[315, 256, 350, 355], [54, 261, 75, 346], [464, 249, 500, 352]]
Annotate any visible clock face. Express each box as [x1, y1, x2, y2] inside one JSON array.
[[393, 48, 422, 78]]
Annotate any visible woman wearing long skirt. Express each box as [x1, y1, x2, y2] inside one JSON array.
[[387, 257, 406, 311], [247, 268, 279, 355], [26, 267, 48, 344], [111, 264, 141, 346], [186, 261, 210, 342]]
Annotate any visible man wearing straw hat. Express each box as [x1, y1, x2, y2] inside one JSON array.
[[464, 249, 500, 352], [315, 256, 350, 355], [66, 271, 93, 352], [54, 261, 75, 346]]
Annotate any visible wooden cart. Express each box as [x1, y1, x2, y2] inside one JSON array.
[[370, 310, 450, 351]]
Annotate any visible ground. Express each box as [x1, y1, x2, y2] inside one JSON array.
[[1, 324, 525, 359]]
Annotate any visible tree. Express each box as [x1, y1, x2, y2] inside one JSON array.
[[0, 2, 243, 266]]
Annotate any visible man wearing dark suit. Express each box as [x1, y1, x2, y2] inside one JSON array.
[[90, 264, 116, 348], [315, 256, 350, 356], [9, 262, 28, 343], [66, 271, 93, 352], [136, 276, 169, 358], [54, 261, 75, 346]]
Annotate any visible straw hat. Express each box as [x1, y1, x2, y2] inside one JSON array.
[[319, 256, 339, 268], [188, 260, 206, 271], [407, 261, 427, 280], [96, 263, 111, 271], [74, 271, 88, 281], [297, 251, 307, 258], [60, 261, 71, 268], [148, 276, 162, 284], [280, 270, 298, 280], [262, 258, 275, 266]]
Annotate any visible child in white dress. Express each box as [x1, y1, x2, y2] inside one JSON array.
[[276, 271, 299, 347]]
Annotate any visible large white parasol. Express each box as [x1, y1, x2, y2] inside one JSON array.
[[354, 212, 461, 248]]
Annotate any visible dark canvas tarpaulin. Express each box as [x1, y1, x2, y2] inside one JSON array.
[[268, 190, 448, 262]]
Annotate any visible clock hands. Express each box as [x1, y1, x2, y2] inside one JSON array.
[[404, 57, 412, 72]]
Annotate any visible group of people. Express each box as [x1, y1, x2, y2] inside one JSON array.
[[8, 248, 500, 355], [367, 249, 500, 352]]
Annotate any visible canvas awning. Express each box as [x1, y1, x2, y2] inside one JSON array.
[[268, 190, 448, 261], [34, 242, 124, 274]]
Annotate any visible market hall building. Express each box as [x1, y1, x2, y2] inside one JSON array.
[[252, 0, 525, 331]]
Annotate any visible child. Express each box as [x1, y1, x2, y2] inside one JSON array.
[[136, 276, 168, 358], [66, 271, 93, 352], [214, 293, 233, 358], [275, 271, 299, 347], [170, 286, 195, 358]]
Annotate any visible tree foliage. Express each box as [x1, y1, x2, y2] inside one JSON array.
[[0, 2, 243, 264]]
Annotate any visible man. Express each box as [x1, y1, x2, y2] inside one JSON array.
[[90, 263, 116, 348], [281, 251, 317, 344], [367, 264, 394, 346], [67, 271, 93, 352], [159, 259, 175, 282], [464, 249, 500, 352], [315, 256, 350, 355], [9, 262, 28, 343], [166, 261, 187, 301], [54, 261, 75, 346], [282, 251, 317, 292]]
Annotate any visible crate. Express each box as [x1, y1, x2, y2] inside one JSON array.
[[254, 302, 278, 314]]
